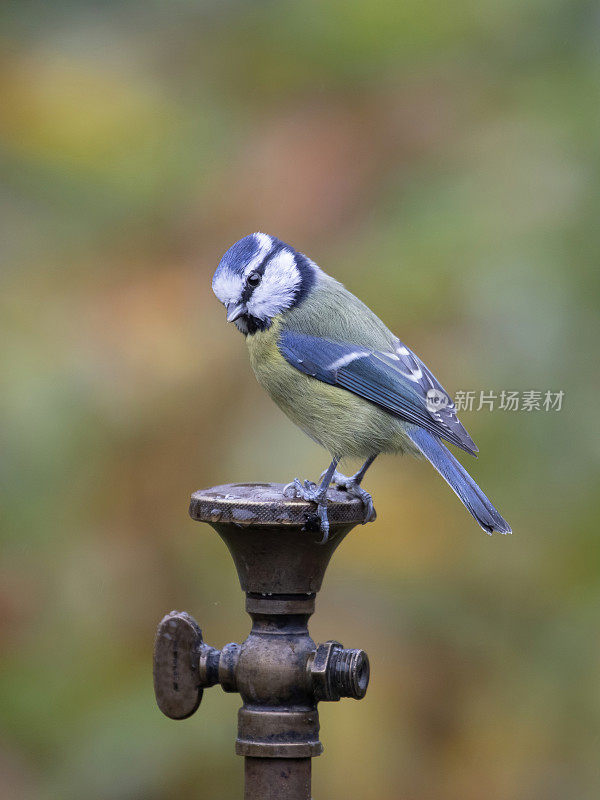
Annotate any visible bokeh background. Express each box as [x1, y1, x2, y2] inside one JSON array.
[[2, 2, 599, 799]]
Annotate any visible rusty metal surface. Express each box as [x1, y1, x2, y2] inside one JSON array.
[[153, 611, 204, 720], [236, 707, 322, 758], [154, 482, 372, 800], [191, 483, 367, 595], [189, 482, 366, 529], [244, 758, 311, 800], [308, 640, 370, 702]]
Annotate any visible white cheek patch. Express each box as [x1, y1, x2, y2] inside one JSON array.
[[212, 269, 243, 305], [212, 232, 274, 306], [247, 249, 301, 320]]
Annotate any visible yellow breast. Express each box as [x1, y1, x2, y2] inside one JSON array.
[[246, 317, 409, 459]]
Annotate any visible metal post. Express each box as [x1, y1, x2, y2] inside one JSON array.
[[153, 483, 371, 800], [244, 758, 311, 800]]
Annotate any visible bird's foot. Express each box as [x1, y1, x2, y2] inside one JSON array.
[[283, 478, 330, 543], [319, 469, 376, 525], [283, 477, 316, 498]]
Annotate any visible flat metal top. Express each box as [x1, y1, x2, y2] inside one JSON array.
[[189, 482, 366, 528]]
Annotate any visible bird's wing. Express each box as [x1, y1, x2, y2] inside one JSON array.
[[278, 330, 478, 455]]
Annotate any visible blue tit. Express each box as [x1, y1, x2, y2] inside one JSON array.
[[212, 232, 511, 541]]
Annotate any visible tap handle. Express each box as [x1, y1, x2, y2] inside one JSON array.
[[153, 610, 206, 720]]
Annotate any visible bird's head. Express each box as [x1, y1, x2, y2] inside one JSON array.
[[212, 233, 317, 334]]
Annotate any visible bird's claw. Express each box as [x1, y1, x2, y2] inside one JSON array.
[[319, 469, 377, 525], [283, 478, 317, 498], [352, 486, 376, 524], [282, 477, 330, 543]]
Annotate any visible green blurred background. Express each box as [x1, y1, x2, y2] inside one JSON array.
[[2, 2, 599, 798]]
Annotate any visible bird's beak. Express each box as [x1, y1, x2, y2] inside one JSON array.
[[226, 302, 246, 323]]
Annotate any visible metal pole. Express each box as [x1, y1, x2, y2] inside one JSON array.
[[244, 758, 311, 800], [153, 482, 372, 799]]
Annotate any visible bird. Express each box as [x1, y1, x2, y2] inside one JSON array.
[[211, 232, 511, 542]]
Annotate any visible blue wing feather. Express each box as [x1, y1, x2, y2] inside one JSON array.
[[278, 330, 477, 455]]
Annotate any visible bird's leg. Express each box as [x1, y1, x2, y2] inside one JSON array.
[[283, 458, 339, 543], [320, 455, 378, 524]]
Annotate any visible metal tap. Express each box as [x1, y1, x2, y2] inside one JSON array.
[[153, 482, 371, 800]]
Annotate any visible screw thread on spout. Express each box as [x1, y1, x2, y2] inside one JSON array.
[[332, 648, 370, 700]]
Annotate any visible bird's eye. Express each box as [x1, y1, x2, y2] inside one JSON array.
[[247, 272, 261, 287]]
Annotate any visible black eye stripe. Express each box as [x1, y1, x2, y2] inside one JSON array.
[[254, 241, 285, 277], [240, 242, 286, 302]]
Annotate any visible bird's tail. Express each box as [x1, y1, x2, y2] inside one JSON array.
[[406, 426, 511, 535]]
